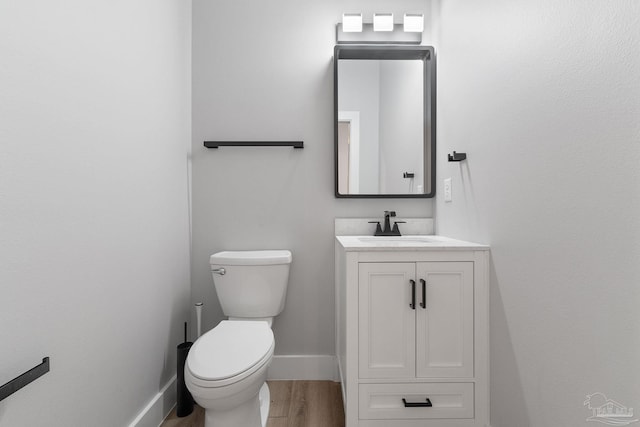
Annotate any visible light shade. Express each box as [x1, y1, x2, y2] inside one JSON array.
[[342, 13, 363, 32], [403, 13, 424, 32], [373, 13, 394, 32]]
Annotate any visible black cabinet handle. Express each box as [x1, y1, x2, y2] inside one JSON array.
[[402, 398, 433, 407], [420, 279, 426, 309], [409, 280, 416, 309]]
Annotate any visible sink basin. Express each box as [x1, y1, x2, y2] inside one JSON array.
[[357, 236, 440, 244]]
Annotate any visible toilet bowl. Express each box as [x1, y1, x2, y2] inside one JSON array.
[[185, 321, 275, 427], [185, 249, 292, 427]]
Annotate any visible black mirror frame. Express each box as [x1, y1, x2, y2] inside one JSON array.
[[334, 45, 436, 198]]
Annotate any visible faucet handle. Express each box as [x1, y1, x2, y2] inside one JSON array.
[[391, 221, 405, 236], [368, 221, 383, 236], [384, 210, 396, 217]]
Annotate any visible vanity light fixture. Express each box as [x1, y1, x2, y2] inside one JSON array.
[[336, 11, 423, 44], [403, 13, 424, 32], [373, 13, 394, 31], [342, 13, 363, 32]]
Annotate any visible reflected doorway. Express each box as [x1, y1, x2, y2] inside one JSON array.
[[337, 111, 360, 194]]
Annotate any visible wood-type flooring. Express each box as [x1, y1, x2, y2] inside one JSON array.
[[161, 380, 345, 427]]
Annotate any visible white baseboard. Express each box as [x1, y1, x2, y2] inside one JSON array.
[[128, 375, 176, 427], [337, 359, 346, 404], [267, 355, 338, 381]]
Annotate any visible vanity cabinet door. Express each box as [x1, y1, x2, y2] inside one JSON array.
[[359, 263, 416, 379], [415, 262, 474, 378]]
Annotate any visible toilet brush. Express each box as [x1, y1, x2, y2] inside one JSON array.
[[176, 321, 194, 417]]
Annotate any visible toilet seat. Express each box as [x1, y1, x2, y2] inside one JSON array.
[[186, 321, 274, 388]]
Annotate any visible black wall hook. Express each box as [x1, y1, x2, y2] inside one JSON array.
[[448, 151, 467, 162]]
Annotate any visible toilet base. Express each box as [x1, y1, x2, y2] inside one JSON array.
[[203, 383, 271, 427]]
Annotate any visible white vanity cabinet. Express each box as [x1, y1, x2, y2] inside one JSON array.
[[336, 236, 490, 427]]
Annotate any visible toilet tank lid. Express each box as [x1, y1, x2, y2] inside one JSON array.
[[210, 250, 292, 266]]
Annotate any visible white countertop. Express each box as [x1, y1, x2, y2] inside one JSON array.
[[336, 235, 490, 251]]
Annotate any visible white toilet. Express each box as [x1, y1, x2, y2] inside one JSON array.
[[184, 250, 292, 427]]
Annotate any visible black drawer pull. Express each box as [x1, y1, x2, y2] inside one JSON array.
[[409, 280, 416, 309], [402, 398, 432, 407], [420, 279, 426, 308]]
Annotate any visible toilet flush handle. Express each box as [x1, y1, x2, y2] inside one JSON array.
[[211, 268, 226, 275]]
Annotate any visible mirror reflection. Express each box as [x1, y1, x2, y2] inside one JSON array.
[[338, 59, 424, 195], [334, 46, 435, 198]]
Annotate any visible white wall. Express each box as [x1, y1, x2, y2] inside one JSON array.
[[192, 0, 433, 358], [0, 1, 192, 426], [434, 1, 640, 425]]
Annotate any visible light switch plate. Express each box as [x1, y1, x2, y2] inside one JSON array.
[[444, 178, 452, 202]]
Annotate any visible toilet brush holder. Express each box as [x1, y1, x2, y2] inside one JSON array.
[[176, 322, 194, 417]]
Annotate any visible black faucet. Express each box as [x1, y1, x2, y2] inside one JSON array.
[[369, 211, 405, 236]]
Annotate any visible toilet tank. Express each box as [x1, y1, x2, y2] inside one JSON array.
[[209, 250, 292, 319]]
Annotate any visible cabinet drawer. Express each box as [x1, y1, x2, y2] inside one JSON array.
[[359, 383, 474, 420]]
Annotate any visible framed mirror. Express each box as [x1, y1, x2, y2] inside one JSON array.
[[334, 45, 436, 198]]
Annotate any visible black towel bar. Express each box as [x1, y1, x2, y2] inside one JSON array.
[[0, 357, 50, 402], [204, 141, 303, 149]]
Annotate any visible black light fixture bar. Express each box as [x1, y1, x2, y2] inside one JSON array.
[[204, 141, 303, 149]]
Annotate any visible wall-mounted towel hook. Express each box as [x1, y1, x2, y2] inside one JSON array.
[[448, 151, 467, 162]]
